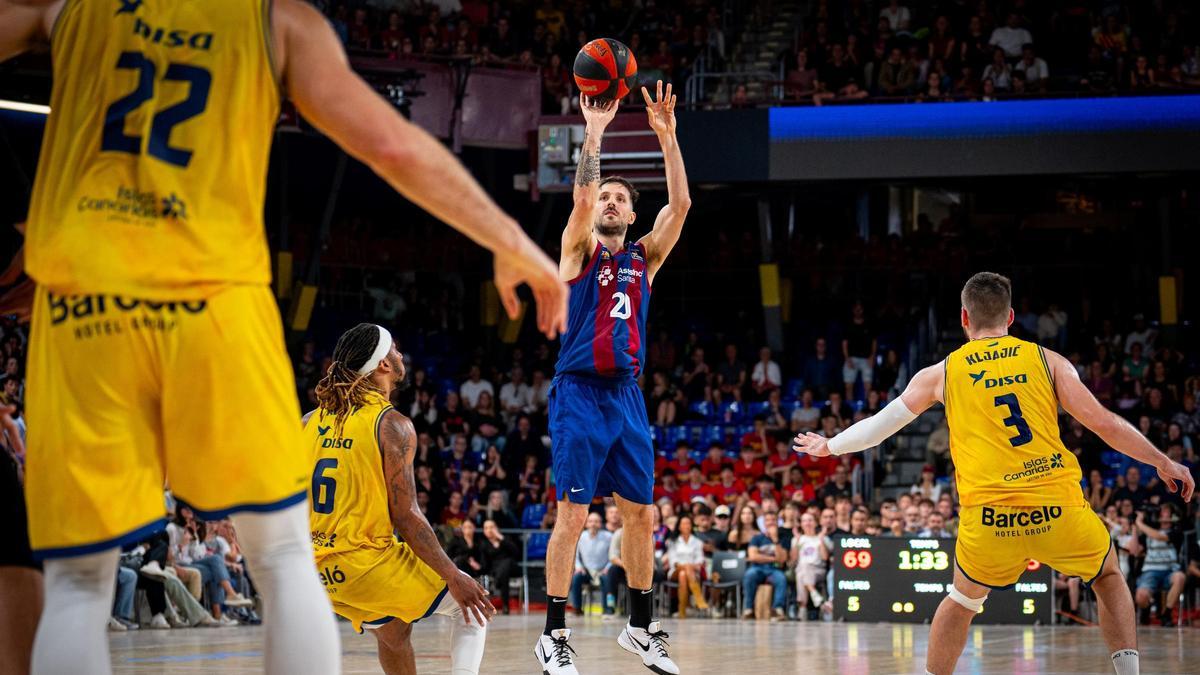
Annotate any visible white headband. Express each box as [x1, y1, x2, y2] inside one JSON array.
[[356, 325, 393, 375]]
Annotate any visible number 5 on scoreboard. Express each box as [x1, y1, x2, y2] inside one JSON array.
[[847, 596, 860, 612]]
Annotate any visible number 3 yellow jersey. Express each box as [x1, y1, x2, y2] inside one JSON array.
[[305, 391, 398, 560], [944, 335, 1086, 508], [26, 0, 280, 298]]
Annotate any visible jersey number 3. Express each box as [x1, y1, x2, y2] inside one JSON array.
[[101, 51, 212, 168], [993, 393, 1034, 447], [609, 291, 632, 320]]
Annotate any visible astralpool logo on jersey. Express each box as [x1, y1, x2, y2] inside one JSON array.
[[617, 266, 644, 284], [77, 186, 189, 223], [597, 267, 614, 286], [970, 372, 1029, 388], [964, 344, 1021, 366], [1003, 453, 1064, 482]]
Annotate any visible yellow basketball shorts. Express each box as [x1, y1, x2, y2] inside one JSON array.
[[955, 504, 1112, 589], [25, 284, 308, 558], [316, 543, 447, 633]]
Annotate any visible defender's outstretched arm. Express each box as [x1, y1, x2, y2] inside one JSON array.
[[1045, 349, 1194, 502], [794, 361, 943, 457]]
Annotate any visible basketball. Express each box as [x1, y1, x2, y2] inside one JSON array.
[[573, 38, 638, 101]]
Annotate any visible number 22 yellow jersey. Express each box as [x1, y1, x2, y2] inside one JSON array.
[[944, 334, 1087, 508], [25, 0, 280, 299]]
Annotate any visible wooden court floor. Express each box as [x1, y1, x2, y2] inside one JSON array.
[[109, 614, 1200, 674]]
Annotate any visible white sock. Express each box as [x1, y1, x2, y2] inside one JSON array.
[[31, 549, 120, 675], [231, 504, 341, 675], [434, 591, 487, 674], [1111, 649, 1139, 675]]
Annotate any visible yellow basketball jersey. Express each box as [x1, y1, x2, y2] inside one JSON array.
[[305, 392, 398, 560], [944, 335, 1086, 507], [26, 0, 279, 298]]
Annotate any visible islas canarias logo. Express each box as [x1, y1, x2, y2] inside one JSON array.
[[1003, 453, 1064, 481]]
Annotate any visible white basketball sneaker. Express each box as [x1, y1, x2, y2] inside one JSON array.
[[617, 621, 680, 674], [534, 628, 579, 675]]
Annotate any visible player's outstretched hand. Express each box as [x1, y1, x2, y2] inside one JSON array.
[[793, 431, 832, 457], [493, 240, 568, 340], [447, 568, 495, 626], [580, 94, 619, 129], [640, 80, 676, 136], [1156, 457, 1196, 503]]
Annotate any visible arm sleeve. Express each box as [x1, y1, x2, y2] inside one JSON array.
[[827, 396, 919, 456]]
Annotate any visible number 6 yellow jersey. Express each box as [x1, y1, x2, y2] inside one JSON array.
[[25, 0, 280, 299], [944, 335, 1087, 508]]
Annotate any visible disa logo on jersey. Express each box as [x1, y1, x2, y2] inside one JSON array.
[[131, 17, 215, 51], [969, 371, 1028, 388]]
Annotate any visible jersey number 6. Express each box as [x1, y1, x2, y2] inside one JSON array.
[[312, 458, 339, 514]]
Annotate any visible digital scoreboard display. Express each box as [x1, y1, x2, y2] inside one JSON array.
[[832, 537, 1052, 624]]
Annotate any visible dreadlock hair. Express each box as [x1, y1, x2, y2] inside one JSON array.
[[314, 323, 386, 434]]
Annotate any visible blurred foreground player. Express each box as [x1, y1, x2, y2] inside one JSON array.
[[537, 82, 690, 674], [305, 323, 493, 674], [0, 404, 38, 675], [0, 1, 566, 673], [795, 272, 1194, 675]]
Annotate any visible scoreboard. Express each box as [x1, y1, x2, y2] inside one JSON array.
[[832, 536, 1052, 624]]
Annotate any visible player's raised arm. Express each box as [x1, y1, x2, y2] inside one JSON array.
[[1046, 348, 1194, 502], [273, 0, 565, 338], [561, 94, 618, 280], [378, 410, 495, 626], [637, 81, 691, 283], [794, 361, 944, 458]]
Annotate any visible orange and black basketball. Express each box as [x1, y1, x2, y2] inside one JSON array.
[[573, 38, 637, 101]]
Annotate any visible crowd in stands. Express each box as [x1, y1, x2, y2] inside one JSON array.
[[782, 1, 1200, 104], [311, 0, 730, 113]]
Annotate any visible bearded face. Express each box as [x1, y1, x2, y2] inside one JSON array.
[[386, 344, 406, 383], [593, 181, 635, 238]]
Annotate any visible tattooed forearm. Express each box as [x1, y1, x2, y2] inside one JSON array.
[[575, 143, 600, 187], [380, 411, 458, 577]]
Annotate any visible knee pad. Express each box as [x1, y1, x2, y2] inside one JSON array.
[[947, 583, 987, 612]]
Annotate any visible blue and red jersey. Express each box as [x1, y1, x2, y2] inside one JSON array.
[[555, 241, 651, 380]]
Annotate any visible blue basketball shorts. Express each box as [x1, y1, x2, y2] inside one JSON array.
[[548, 374, 655, 505]]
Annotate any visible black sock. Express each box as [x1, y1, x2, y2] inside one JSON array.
[[628, 586, 653, 629], [545, 595, 568, 635]]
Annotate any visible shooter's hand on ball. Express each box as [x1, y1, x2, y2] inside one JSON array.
[[793, 431, 832, 457], [580, 94, 619, 129]]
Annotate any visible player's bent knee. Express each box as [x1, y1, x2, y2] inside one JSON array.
[[947, 584, 988, 612], [375, 620, 413, 652]]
